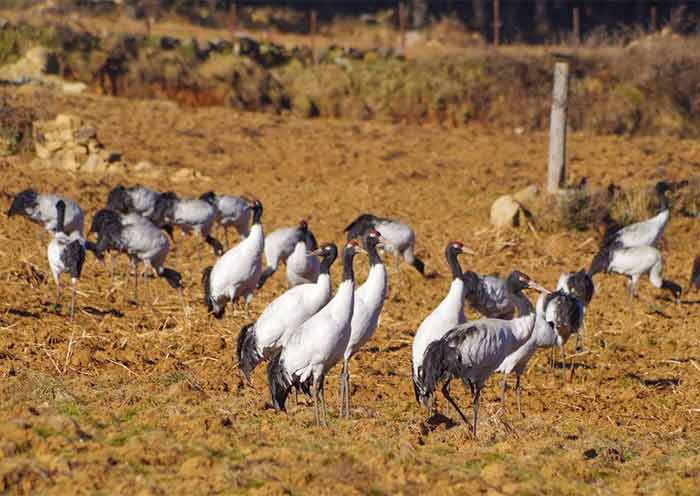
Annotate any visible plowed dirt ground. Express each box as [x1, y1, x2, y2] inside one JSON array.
[[0, 88, 699, 495]]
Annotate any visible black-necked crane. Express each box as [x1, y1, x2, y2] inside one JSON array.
[[556, 269, 595, 353], [150, 192, 223, 257], [8, 188, 84, 236], [267, 240, 365, 427], [47, 200, 93, 319], [412, 241, 469, 413], [199, 191, 251, 248], [285, 220, 320, 288], [237, 243, 337, 381], [91, 208, 182, 303], [203, 199, 264, 319], [589, 245, 681, 304], [257, 223, 318, 289], [339, 229, 388, 418], [345, 213, 426, 277], [419, 271, 549, 437], [496, 290, 584, 416]]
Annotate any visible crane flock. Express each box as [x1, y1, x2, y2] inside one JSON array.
[[5, 179, 691, 433]]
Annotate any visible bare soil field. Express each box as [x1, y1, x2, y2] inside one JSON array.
[[0, 88, 699, 495]]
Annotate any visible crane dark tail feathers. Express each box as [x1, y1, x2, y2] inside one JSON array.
[[256, 267, 275, 289], [420, 339, 461, 402], [691, 256, 700, 291], [412, 257, 426, 276], [344, 213, 377, 241], [205, 235, 224, 256], [236, 323, 261, 382], [588, 246, 613, 277], [267, 352, 291, 412], [159, 268, 182, 289], [202, 266, 224, 318]]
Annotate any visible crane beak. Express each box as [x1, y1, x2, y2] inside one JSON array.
[[528, 281, 551, 294], [461, 246, 477, 255], [310, 248, 324, 256]]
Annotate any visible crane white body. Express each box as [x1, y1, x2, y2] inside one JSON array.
[[205, 215, 264, 317]]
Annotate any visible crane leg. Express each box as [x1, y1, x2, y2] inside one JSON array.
[[344, 360, 351, 418], [499, 373, 508, 415], [339, 359, 350, 418], [318, 375, 328, 427], [133, 260, 139, 304], [70, 277, 77, 320], [312, 381, 320, 426], [224, 225, 229, 250], [54, 280, 61, 314], [515, 374, 523, 418], [441, 380, 469, 425], [472, 388, 481, 439], [560, 345, 566, 382]]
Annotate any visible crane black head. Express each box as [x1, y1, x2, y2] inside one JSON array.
[[55, 200, 67, 234], [311, 243, 338, 274], [569, 269, 595, 306], [7, 188, 38, 217], [106, 185, 134, 213], [344, 213, 378, 241], [363, 229, 385, 265], [506, 270, 549, 294], [242, 197, 262, 225], [151, 192, 179, 226], [445, 241, 466, 280], [199, 191, 217, 205], [544, 291, 584, 341]]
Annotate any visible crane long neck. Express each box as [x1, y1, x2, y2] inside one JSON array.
[[367, 242, 382, 266], [446, 249, 462, 280], [509, 287, 534, 318], [657, 189, 669, 211], [56, 202, 66, 234], [342, 250, 356, 282]]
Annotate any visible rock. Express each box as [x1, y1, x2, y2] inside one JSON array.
[[133, 160, 153, 172], [513, 184, 539, 211], [61, 149, 80, 171], [62, 81, 87, 95], [82, 153, 107, 173], [55, 114, 82, 130], [490, 195, 521, 228]]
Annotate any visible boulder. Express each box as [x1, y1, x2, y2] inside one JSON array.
[[0, 46, 49, 83], [513, 185, 539, 211], [490, 195, 521, 228]]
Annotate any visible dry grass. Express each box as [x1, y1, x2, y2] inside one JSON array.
[[0, 88, 699, 494]]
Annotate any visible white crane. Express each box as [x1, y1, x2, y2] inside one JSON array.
[[47, 200, 93, 319], [419, 271, 549, 437], [237, 243, 338, 381], [203, 199, 264, 319], [8, 188, 84, 236], [91, 208, 182, 302], [462, 272, 516, 320], [339, 229, 388, 418], [150, 192, 223, 257], [496, 290, 584, 416], [411, 241, 470, 412], [257, 222, 318, 289], [285, 220, 320, 288], [589, 245, 681, 303], [199, 191, 251, 248], [589, 181, 680, 274], [345, 213, 426, 276], [267, 240, 364, 427]]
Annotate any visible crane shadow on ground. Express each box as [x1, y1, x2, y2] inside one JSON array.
[[421, 412, 458, 433], [82, 306, 125, 318], [626, 373, 680, 389], [7, 308, 41, 319]]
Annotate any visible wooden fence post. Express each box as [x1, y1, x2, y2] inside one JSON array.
[[493, 0, 501, 46], [399, 2, 407, 52], [572, 5, 581, 46], [230, 0, 238, 34], [650, 4, 658, 32], [548, 60, 570, 193]]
